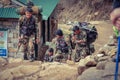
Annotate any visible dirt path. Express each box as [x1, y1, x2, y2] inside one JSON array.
[[90, 21, 114, 52]]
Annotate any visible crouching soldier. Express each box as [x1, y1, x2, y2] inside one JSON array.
[[18, 8, 37, 62], [44, 48, 54, 62], [52, 29, 71, 62], [72, 26, 87, 62]]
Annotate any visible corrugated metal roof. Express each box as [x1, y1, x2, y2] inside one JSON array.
[[0, 8, 20, 18], [0, 0, 59, 20]]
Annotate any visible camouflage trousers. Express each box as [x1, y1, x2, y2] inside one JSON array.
[[72, 46, 88, 62], [19, 35, 35, 56]]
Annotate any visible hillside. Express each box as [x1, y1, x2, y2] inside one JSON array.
[[57, 0, 113, 23]]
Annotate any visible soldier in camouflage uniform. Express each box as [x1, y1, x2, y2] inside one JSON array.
[[72, 25, 87, 62], [44, 48, 54, 62], [52, 29, 71, 62], [18, 8, 38, 62]]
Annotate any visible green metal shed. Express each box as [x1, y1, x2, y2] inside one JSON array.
[[0, 0, 59, 20]]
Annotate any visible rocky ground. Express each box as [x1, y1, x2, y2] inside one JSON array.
[[0, 21, 119, 80]]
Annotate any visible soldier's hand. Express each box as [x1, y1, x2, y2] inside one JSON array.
[[35, 38, 40, 44], [76, 40, 85, 43], [72, 36, 76, 42]]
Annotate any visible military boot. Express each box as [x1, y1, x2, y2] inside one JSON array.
[[24, 53, 28, 60], [30, 54, 34, 62]]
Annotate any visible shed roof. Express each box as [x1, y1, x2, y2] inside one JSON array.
[[0, 0, 59, 20]]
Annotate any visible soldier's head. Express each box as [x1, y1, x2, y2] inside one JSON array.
[[25, 8, 33, 19], [72, 25, 80, 34], [55, 29, 63, 38], [48, 48, 54, 56]]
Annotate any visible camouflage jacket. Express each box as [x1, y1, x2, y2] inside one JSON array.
[[73, 30, 87, 48], [52, 37, 69, 54], [18, 15, 38, 37]]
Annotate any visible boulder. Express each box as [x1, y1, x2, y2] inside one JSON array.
[[8, 58, 23, 63], [0, 65, 40, 80], [97, 56, 110, 62], [77, 66, 86, 75], [77, 67, 103, 80], [108, 47, 117, 57], [40, 62, 78, 80], [66, 60, 75, 65], [84, 56, 97, 67], [78, 59, 86, 66], [96, 61, 107, 70], [102, 62, 120, 80]]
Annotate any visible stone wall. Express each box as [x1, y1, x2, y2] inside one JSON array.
[[0, 19, 19, 57]]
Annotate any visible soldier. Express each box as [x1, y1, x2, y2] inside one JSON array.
[[52, 29, 70, 62], [18, 8, 37, 62], [72, 25, 87, 62], [44, 48, 54, 62]]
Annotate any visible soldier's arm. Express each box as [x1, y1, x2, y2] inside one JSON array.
[[33, 16, 40, 43], [71, 34, 76, 42], [18, 16, 24, 37], [83, 31, 87, 42], [76, 31, 86, 43]]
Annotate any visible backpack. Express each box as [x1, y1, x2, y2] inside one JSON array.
[[78, 22, 98, 44]]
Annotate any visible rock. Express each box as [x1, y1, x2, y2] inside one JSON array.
[[84, 56, 97, 67], [97, 44, 117, 56], [96, 61, 107, 70], [77, 59, 86, 75], [66, 60, 75, 65], [0, 57, 8, 67], [103, 62, 120, 78], [8, 58, 23, 63], [78, 59, 85, 66], [108, 47, 117, 57], [98, 56, 110, 62], [0, 65, 40, 80], [97, 53, 105, 57], [77, 67, 103, 80], [77, 66, 86, 75], [0, 57, 7, 63], [40, 62, 78, 80]]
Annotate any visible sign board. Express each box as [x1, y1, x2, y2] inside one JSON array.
[[0, 29, 8, 58]]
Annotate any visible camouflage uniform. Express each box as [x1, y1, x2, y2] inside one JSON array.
[[52, 37, 71, 61], [18, 15, 37, 60], [44, 49, 54, 62], [72, 30, 87, 62]]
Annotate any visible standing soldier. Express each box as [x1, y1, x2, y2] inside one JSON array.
[[18, 8, 37, 62], [72, 25, 87, 62]]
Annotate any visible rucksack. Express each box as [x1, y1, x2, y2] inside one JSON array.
[[78, 22, 98, 44]]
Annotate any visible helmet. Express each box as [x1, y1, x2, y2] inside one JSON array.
[[56, 29, 63, 36], [48, 48, 54, 53], [72, 25, 79, 32]]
